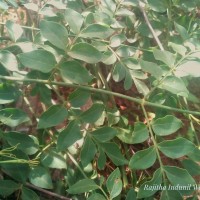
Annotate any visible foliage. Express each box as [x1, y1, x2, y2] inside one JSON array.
[[0, 0, 200, 199]]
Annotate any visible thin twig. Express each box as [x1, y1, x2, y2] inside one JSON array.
[[25, 182, 72, 200], [0, 75, 200, 116], [138, 1, 164, 51]]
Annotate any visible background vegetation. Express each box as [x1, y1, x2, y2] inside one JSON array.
[[0, 0, 200, 199]]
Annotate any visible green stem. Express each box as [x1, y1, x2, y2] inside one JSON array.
[[67, 152, 88, 179], [98, 186, 110, 200], [141, 104, 167, 184], [35, 141, 55, 159], [183, 97, 200, 146], [144, 50, 200, 99], [1, 75, 200, 116]]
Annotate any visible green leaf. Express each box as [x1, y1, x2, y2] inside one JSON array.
[[0, 108, 30, 127], [80, 24, 114, 39], [68, 89, 91, 107], [102, 51, 117, 65], [23, 3, 38, 12], [40, 20, 68, 50], [117, 122, 149, 144], [2, 150, 30, 183], [97, 147, 107, 170], [57, 121, 82, 152], [116, 8, 134, 16], [164, 166, 195, 195], [124, 69, 133, 90], [129, 146, 157, 169], [0, 2, 9, 10], [41, 149, 67, 169], [181, 159, 200, 176], [110, 34, 126, 48], [68, 42, 102, 64], [21, 187, 39, 200], [175, 60, 200, 77], [37, 105, 68, 129], [80, 103, 104, 123], [91, 127, 118, 142], [133, 78, 149, 96], [6, 20, 23, 41], [187, 147, 200, 162], [29, 166, 53, 189], [168, 42, 187, 56], [152, 115, 182, 136], [159, 76, 189, 97], [160, 190, 182, 200], [123, 58, 140, 70], [140, 60, 163, 78], [4, 132, 39, 155], [65, 8, 84, 34], [112, 62, 126, 82], [158, 138, 195, 159], [67, 179, 99, 194], [174, 22, 189, 41], [0, 180, 20, 197], [31, 84, 52, 106], [47, 0, 66, 9], [18, 50, 57, 73], [138, 168, 162, 198], [106, 168, 122, 199], [60, 61, 93, 84], [6, 0, 18, 8], [147, 0, 167, 12], [81, 136, 97, 167], [88, 193, 106, 200], [0, 84, 19, 104], [125, 188, 137, 200], [153, 49, 176, 67], [116, 45, 135, 57], [100, 142, 128, 166], [0, 50, 18, 71]]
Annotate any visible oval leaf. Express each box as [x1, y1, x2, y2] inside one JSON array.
[[40, 20, 68, 50], [4, 132, 39, 155], [153, 49, 176, 67], [159, 76, 189, 97], [0, 108, 30, 127], [0, 84, 19, 104], [65, 8, 84, 34], [106, 168, 122, 199], [57, 121, 82, 152], [0, 180, 20, 197], [80, 24, 114, 39], [21, 187, 39, 200], [138, 168, 162, 198], [129, 146, 157, 169], [6, 20, 23, 41], [18, 50, 57, 73], [91, 127, 118, 142], [164, 166, 195, 195], [41, 149, 67, 169], [117, 122, 149, 144], [29, 166, 53, 189], [67, 179, 99, 194], [158, 138, 195, 159], [81, 136, 97, 167], [60, 61, 93, 84], [80, 103, 104, 123], [68, 43, 102, 64], [0, 50, 18, 71], [37, 105, 68, 129], [152, 115, 182, 136], [100, 142, 128, 166]]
